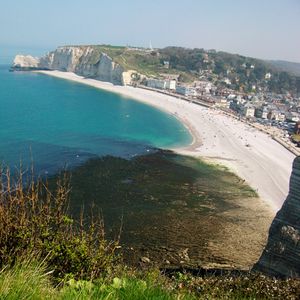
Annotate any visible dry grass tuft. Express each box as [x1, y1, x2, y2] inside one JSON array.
[[0, 167, 120, 281]]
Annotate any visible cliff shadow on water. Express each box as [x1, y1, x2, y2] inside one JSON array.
[[47, 150, 274, 270]]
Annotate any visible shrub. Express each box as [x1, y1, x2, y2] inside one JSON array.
[[0, 167, 120, 281]]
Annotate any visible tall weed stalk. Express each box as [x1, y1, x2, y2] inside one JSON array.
[[0, 167, 120, 282]]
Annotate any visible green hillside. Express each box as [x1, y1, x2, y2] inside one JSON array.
[[268, 60, 300, 76], [79, 44, 300, 94]]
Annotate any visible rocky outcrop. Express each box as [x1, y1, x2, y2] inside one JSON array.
[[12, 55, 40, 70], [253, 156, 300, 278], [12, 46, 128, 85]]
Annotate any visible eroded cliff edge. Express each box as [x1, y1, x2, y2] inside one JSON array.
[[253, 156, 300, 278], [12, 46, 134, 85]]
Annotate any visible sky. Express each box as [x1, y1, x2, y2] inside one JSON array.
[[1, 0, 300, 63]]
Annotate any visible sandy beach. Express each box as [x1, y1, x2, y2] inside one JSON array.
[[37, 70, 296, 211]]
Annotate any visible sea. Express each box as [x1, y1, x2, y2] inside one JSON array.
[[0, 61, 192, 175]]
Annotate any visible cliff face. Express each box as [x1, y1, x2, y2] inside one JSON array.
[[12, 55, 40, 70], [253, 156, 300, 278], [12, 46, 126, 85]]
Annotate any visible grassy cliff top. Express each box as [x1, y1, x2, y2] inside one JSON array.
[[57, 44, 300, 92], [93, 45, 188, 79]]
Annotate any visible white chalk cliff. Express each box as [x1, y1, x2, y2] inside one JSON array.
[[253, 156, 300, 278], [12, 46, 133, 85], [13, 55, 40, 69]]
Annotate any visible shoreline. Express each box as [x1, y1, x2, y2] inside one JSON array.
[[36, 70, 296, 211], [36, 70, 201, 150]]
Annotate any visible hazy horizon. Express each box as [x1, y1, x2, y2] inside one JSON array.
[[1, 0, 300, 63]]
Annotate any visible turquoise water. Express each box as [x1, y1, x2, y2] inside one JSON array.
[[0, 65, 192, 175]]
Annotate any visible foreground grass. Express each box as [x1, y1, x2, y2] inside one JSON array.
[[1, 260, 300, 300], [0, 260, 55, 299], [0, 261, 182, 300]]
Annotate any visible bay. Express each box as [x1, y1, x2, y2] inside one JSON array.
[[0, 65, 192, 174]]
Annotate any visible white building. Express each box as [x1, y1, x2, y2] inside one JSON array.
[[265, 73, 272, 80], [255, 106, 269, 119], [267, 110, 286, 121], [214, 97, 230, 109], [223, 78, 232, 85], [146, 78, 177, 90], [165, 80, 176, 90], [163, 61, 170, 69], [147, 79, 166, 89], [176, 85, 197, 97], [285, 112, 300, 122], [227, 94, 237, 100], [193, 81, 213, 94], [242, 103, 255, 117]]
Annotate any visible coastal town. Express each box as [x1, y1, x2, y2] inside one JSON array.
[[11, 44, 300, 158], [11, 44, 299, 209], [91, 44, 300, 155], [135, 67, 300, 155]]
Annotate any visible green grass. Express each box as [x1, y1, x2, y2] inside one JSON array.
[[1, 260, 300, 299], [0, 259, 55, 299], [0, 261, 185, 300], [60, 277, 177, 300], [80, 45, 198, 80]]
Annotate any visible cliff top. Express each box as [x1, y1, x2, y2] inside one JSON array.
[[61, 44, 300, 91], [12, 44, 300, 92]]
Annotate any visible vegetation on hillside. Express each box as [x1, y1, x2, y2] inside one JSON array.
[[159, 47, 300, 94], [0, 168, 120, 282], [94, 45, 171, 77], [268, 60, 300, 77], [79, 44, 300, 94]]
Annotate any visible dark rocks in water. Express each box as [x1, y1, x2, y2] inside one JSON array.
[[11, 66, 44, 71], [253, 156, 300, 278], [61, 151, 268, 269]]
